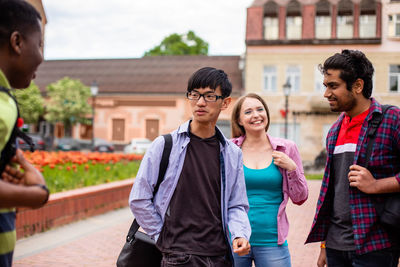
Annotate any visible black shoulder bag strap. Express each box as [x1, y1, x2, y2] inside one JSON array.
[[126, 133, 172, 243], [364, 105, 393, 168], [364, 105, 400, 236]]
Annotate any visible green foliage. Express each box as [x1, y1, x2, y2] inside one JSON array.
[[12, 82, 45, 124], [43, 160, 140, 193], [144, 30, 208, 56], [45, 77, 92, 134], [306, 173, 324, 180]]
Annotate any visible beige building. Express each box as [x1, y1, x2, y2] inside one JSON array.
[[245, 0, 400, 164]]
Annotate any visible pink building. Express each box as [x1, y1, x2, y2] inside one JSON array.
[[34, 56, 244, 147]]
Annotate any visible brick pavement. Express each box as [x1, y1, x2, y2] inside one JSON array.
[[14, 180, 323, 267]]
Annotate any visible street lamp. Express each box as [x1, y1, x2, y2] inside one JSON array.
[[283, 78, 291, 139], [90, 81, 98, 149]]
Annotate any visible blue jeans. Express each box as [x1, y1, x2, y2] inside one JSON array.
[[233, 246, 291, 267], [326, 247, 400, 267]]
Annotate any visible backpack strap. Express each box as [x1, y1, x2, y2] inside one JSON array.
[[0, 86, 34, 151], [128, 134, 173, 242], [0, 86, 35, 174], [364, 105, 394, 168]]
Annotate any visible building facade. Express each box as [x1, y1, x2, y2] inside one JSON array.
[[34, 56, 244, 147], [245, 0, 400, 163]]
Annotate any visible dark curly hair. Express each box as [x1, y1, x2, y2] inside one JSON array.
[[187, 67, 232, 98], [319, 49, 374, 98], [0, 0, 42, 46]]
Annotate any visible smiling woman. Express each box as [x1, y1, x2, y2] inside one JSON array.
[[230, 93, 308, 267]]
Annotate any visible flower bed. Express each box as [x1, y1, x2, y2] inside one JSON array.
[[23, 151, 143, 193]]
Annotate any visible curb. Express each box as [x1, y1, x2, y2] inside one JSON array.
[[15, 179, 133, 239]]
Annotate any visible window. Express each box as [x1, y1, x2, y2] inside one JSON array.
[[337, 15, 353, 38], [269, 123, 301, 144], [388, 14, 400, 37], [286, 65, 301, 92], [359, 0, 376, 38], [286, 0, 302, 40], [263, 66, 277, 92], [264, 17, 279, 40], [286, 16, 302, 39], [314, 65, 325, 92], [316, 16, 331, 39], [263, 1, 279, 40], [360, 15, 376, 38], [337, 0, 353, 38], [315, 0, 331, 39], [389, 65, 400, 92]]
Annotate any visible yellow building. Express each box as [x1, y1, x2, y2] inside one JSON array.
[[245, 0, 400, 165]]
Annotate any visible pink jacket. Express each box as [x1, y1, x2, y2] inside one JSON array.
[[231, 134, 308, 245]]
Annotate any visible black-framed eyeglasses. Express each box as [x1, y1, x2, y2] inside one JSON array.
[[186, 92, 224, 102]]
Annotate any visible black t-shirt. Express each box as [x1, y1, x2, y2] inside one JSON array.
[[157, 132, 228, 256]]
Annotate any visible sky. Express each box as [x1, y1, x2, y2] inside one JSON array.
[[42, 0, 254, 60]]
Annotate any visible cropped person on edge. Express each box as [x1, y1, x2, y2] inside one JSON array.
[[231, 93, 308, 267], [0, 1, 49, 266]]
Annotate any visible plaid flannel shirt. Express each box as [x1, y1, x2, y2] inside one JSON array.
[[306, 98, 400, 254]]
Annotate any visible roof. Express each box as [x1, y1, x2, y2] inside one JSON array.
[[34, 56, 244, 96]]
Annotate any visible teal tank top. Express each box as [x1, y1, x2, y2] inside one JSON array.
[[244, 161, 288, 247]]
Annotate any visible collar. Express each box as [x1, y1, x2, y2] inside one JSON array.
[[366, 98, 383, 121], [233, 133, 286, 150], [178, 120, 227, 146], [343, 108, 369, 127], [0, 70, 11, 89]]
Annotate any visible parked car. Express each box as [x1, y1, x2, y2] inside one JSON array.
[[17, 133, 46, 151], [92, 138, 114, 153], [55, 137, 81, 151], [124, 138, 151, 154]]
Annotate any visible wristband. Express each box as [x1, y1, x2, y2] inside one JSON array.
[[32, 184, 50, 204], [320, 243, 326, 249]]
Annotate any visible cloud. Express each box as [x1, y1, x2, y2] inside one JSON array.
[[42, 0, 253, 59]]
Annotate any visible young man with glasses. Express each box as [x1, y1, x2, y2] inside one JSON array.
[[130, 67, 251, 266]]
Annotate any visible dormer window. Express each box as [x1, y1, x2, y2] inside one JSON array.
[[263, 1, 279, 40], [337, 0, 353, 38], [286, 0, 302, 40], [315, 0, 331, 39], [359, 0, 376, 38]]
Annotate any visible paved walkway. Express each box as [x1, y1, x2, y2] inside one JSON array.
[[13, 180, 322, 267]]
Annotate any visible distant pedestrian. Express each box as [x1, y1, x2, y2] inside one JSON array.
[[231, 93, 308, 267], [0, 1, 49, 266], [306, 49, 400, 267], [130, 67, 251, 266]]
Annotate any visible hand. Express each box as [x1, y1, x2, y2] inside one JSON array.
[[348, 165, 377, 194], [272, 151, 297, 171], [317, 248, 327, 267], [232, 237, 250, 256], [1, 150, 45, 186]]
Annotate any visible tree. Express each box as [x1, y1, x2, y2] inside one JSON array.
[[144, 30, 208, 56], [13, 82, 45, 124], [45, 77, 92, 136]]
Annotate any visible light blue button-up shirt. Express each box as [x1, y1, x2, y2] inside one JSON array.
[[129, 120, 251, 245]]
